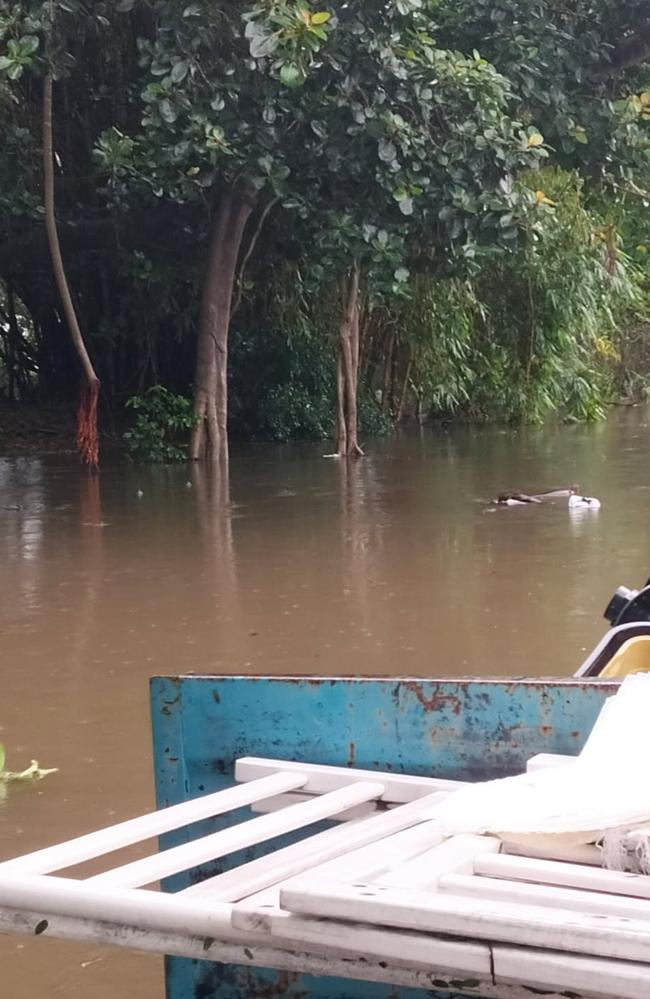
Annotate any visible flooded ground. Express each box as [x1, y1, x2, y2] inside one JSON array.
[[1, 408, 649, 996]]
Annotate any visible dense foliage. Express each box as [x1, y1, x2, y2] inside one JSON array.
[[124, 385, 196, 462], [1, 1, 649, 458]]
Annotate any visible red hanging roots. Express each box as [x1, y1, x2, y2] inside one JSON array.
[[77, 379, 100, 468]]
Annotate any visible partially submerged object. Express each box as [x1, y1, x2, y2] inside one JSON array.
[[0, 743, 57, 784], [493, 485, 603, 511], [569, 494, 602, 509], [495, 490, 542, 505], [495, 484, 580, 505]]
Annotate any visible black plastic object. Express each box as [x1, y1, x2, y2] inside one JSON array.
[[604, 578, 650, 626]]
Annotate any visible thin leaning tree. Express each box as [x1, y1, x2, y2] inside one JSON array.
[[42, 72, 100, 468]]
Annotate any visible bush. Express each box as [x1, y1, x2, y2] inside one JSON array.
[[124, 386, 195, 463]]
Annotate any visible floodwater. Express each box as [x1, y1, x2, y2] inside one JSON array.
[[0, 408, 649, 997]]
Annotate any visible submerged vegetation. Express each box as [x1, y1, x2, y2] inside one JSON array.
[[1, 2, 650, 461]]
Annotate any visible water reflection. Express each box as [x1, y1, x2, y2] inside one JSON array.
[[568, 502, 601, 532], [191, 459, 241, 666], [339, 457, 393, 657], [68, 473, 105, 674]]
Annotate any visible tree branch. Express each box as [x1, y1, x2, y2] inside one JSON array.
[[230, 196, 278, 320]]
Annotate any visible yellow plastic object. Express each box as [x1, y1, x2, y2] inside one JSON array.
[[599, 636, 650, 678]]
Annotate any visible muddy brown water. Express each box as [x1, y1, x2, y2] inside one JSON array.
[[1, 410, 649, 997]]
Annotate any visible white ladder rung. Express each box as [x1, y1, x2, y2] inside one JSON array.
[[475, 852, 650, 898], [183, 791, 448, 901], [250, 792, 389, 821], [235, 757, 463, 802], [0, 771, 307, 876], [442, 872, 650, 921], [87, 780, 385, 888], [0, 874, 235, 940]]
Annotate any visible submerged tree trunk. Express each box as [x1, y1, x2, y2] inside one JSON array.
[[336, 261, 363, 458], [43, 75, 100, 468], [190, 185, 256, 461]]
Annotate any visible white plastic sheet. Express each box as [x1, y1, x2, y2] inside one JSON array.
[[424, 674, 650, 855]]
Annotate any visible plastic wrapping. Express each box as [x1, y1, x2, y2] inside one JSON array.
[[423, 674, 650, 860]]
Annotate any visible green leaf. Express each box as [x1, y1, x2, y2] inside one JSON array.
[[250, 33, 280, 59], [378, 139, 397, 163], [20, 35, 40, 55], [0, 743, 5, 773], [116, 0, 136, 11], [311, 12, 331, 24], [159, 99, 177, 123], [0, 56, 13, 71], [183, 2, 201, 14], [280, 63, 302, 87], [170, 61, 189, 83]]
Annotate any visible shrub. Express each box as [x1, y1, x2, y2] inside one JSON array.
[[124, 386, 195, 462]]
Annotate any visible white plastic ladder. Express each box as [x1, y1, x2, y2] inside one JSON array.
[[1, 755, 650, 999]]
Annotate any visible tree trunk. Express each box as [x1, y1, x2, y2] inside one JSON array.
[[43, 75, 100, 467], [382, 329, 395, 413], [190, 186, 256, 461], [336, 261, 363, 458], [396, 347, 412, 423], [336, 352, 347, 456]]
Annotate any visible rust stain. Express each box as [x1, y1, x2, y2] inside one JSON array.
[[494, 722, 522, 743], [348, 740, 356, 767], [405, 681, 462, 716], [240, 970, 307, 998]]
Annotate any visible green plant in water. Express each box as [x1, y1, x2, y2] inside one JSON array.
[[0, 742, 58, 783], [124, 386, 196, 463]]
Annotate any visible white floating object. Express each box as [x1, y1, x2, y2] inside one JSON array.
[[569, 494, 601, 509], [136, 489, 144, 498]]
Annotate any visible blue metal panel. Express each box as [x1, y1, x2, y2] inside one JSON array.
[[150, 676, 617, 999]]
